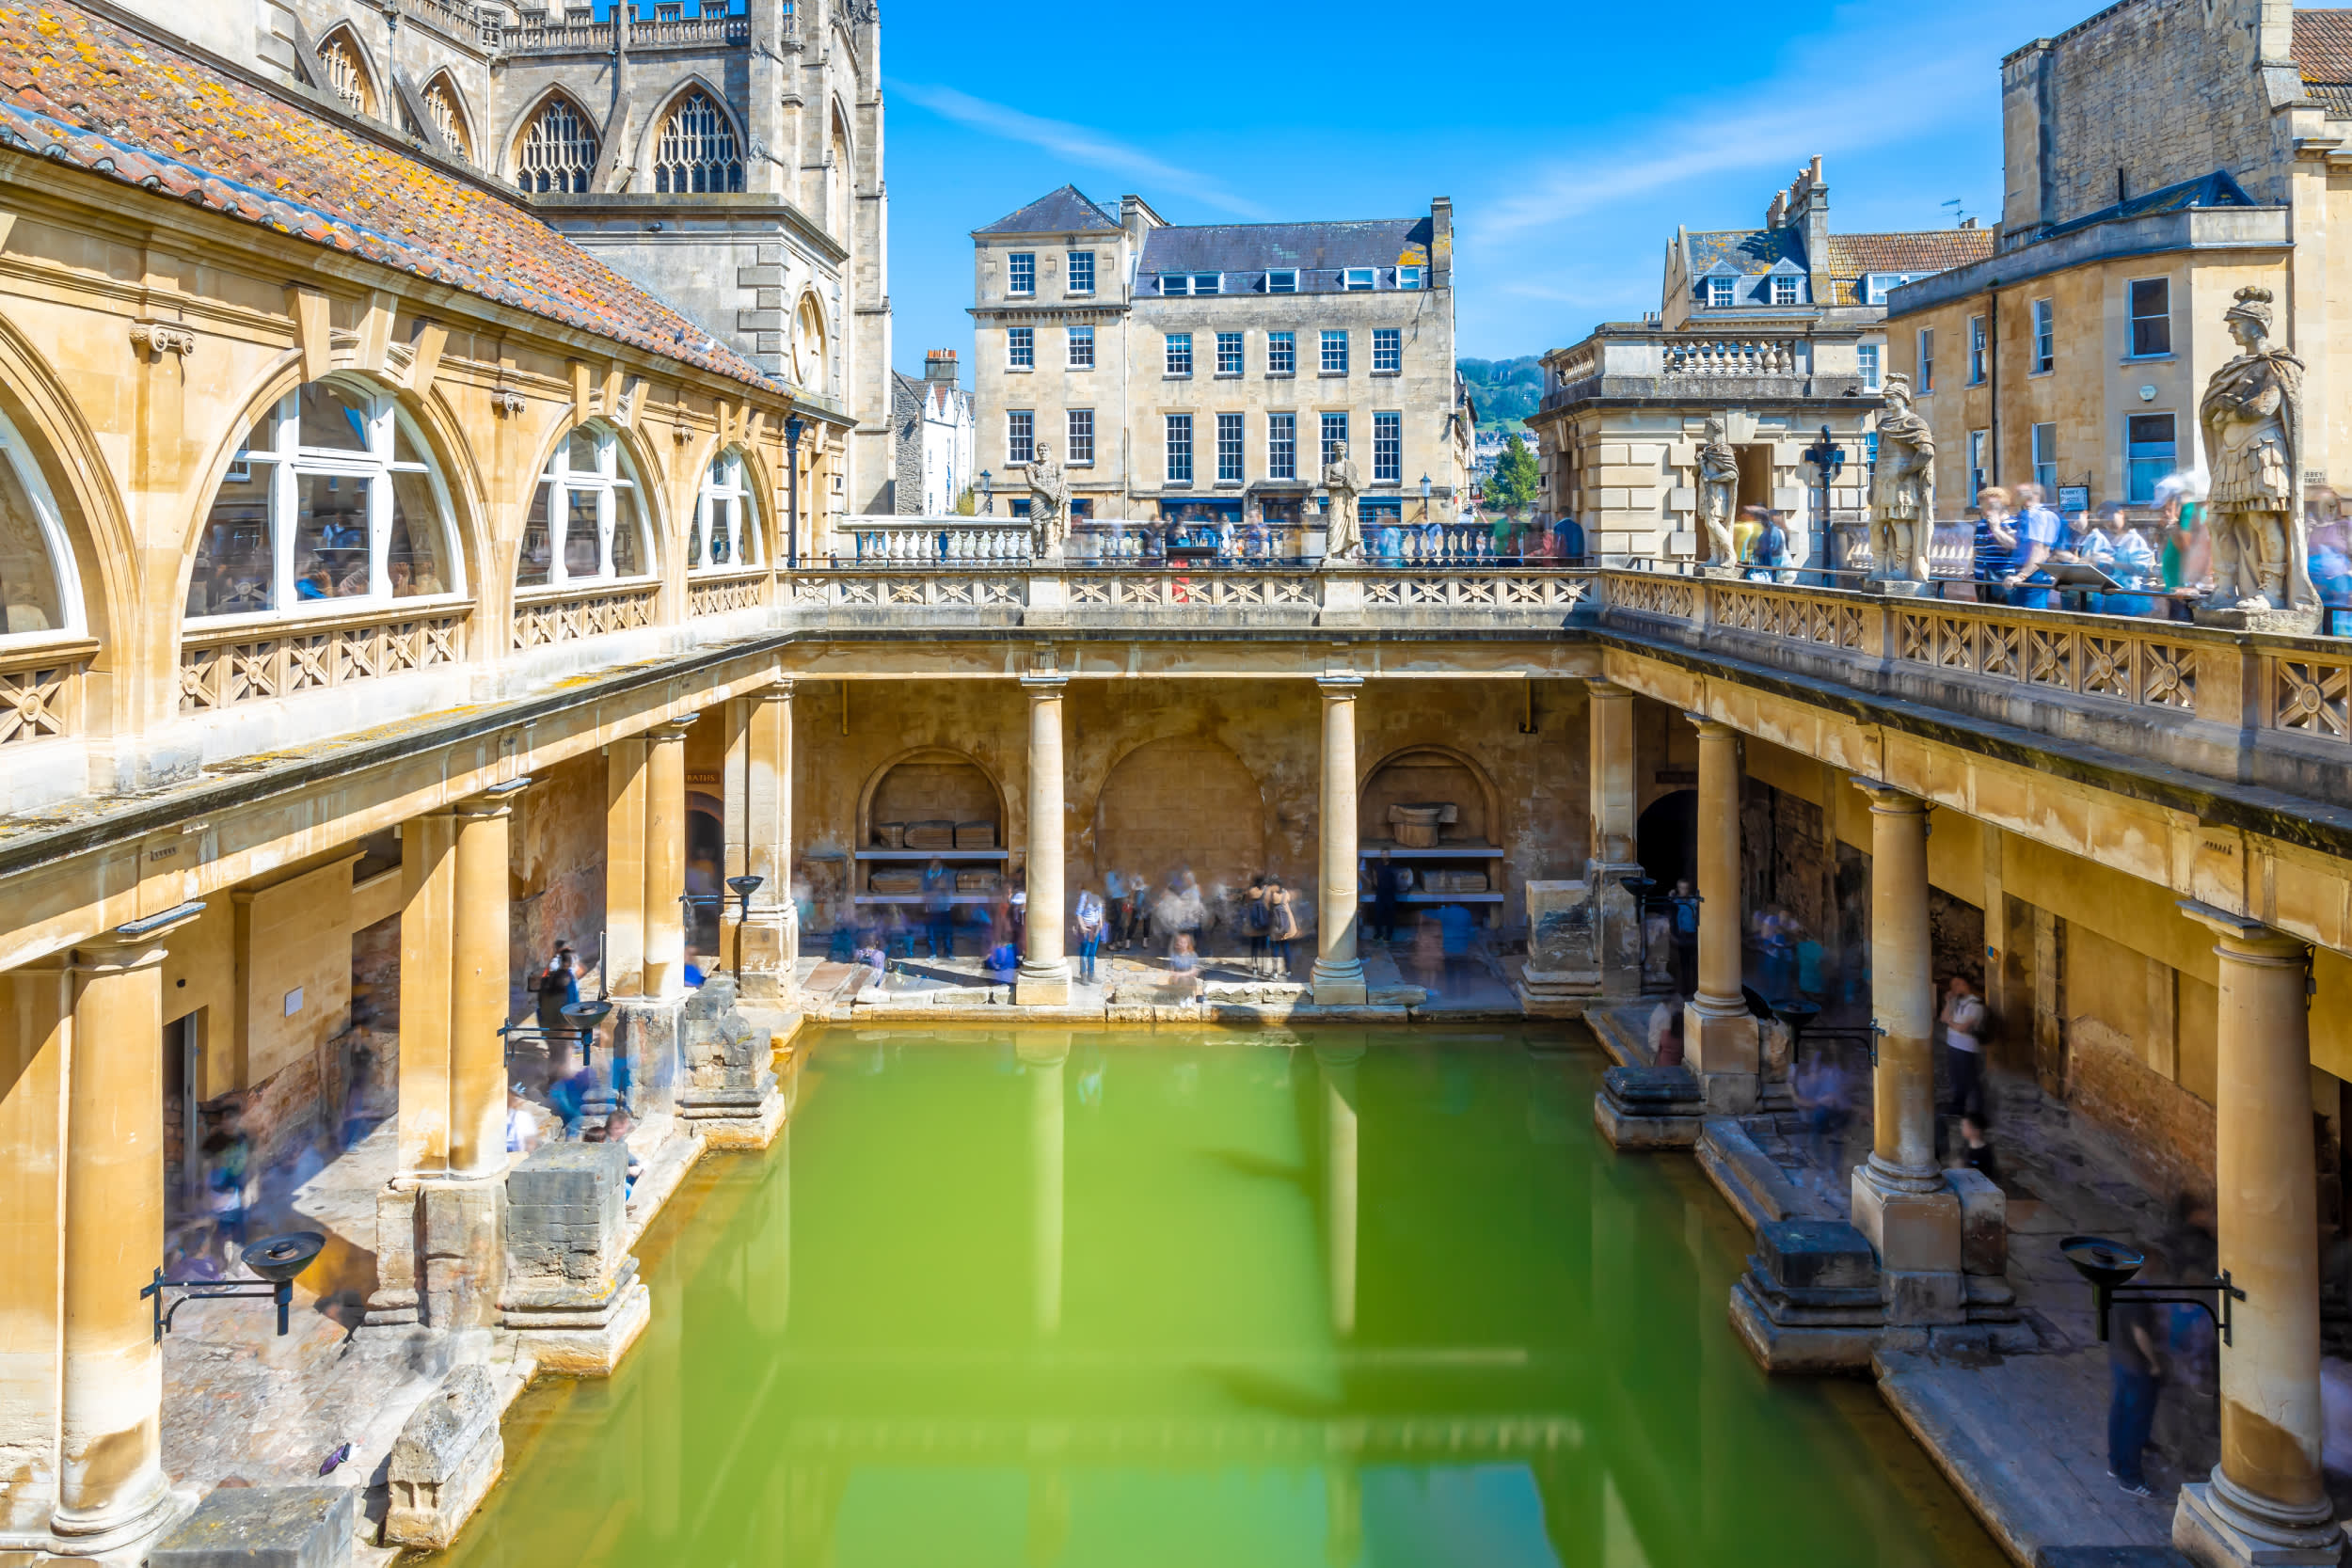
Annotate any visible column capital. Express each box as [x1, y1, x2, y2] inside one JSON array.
[[644, 719, 694, 744], [1851, 777, 1924, 813], [2178, 898, 2310, 960], [1682, 710, 1733, 736], [1585, 678, 1632, 700], [1019, 671, 1068, 693], [1316, 673, 1364, 695], [754, 679, 797, 703]]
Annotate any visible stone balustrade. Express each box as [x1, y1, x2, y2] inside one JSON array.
[[180, 604, 466, 715]]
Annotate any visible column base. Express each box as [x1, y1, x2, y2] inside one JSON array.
[[1015, 959, 1073, 1006], [1851, 1159, 1964, 1325], [678, 975, 787, 1148], [2175, 1475, 2344, 1567], [1685, 999, 1758, 1114], [45, 1480, 188, 1561], [506, 1275, 652, 1378], [1310, 958, 1367, 1007], [729, 908, 801, 1002]]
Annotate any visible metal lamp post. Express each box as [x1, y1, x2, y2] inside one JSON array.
[[1801, 425, 1844, 581], [726, 874, 764, 982], [979, 468, 993, 515], [785, 415, 805, 569]]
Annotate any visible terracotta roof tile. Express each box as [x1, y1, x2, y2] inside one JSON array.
[[0, 2, 774, 389], [1824, 230, 1997, 277], [2295, 9, 2352, 87]]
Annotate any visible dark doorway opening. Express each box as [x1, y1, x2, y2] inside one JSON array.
[[1638, 789, 1699, 892]]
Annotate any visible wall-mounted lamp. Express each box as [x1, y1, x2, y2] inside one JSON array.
[[2060, 1235, 2242, 1346], [143, 1230, 324, 1340]]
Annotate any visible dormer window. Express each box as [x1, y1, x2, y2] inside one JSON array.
[[1772, 275, 1801, 306], [1398, 265, 1422, 290], [1343, 268, 1375, 291], [1162, 272, 1220, 296], [1266, 269, 1298, 293], [1706, 276, 1733, 309]]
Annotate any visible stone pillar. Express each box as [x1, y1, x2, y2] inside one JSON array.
[[1017, 674, 1071, 1006], [723, 684, 798, 1002], [1682, 716, 1756, 1110], [609, 722, 693, 1119], [1019, 1036, 1068, 1337], [1848, 782, 1963, 1325], [2174, 905, 2341, 1568], [53, 909, 199, 1553], [1311, 675, 1367, 1006], [1587, 680, 1643, 998], [372, 787, 521, 1332], [644, 721, 691, 1001], [1316, 1041, 1364, 1338]]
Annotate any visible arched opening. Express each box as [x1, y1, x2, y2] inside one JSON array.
[[0, 406, 87, 641], [1090, 736, 1265, 911], [315, 26, 378, 118], [1359, 744, 1504, 931], [419, 71, 474, 165], [687, 447, 760, 571], [827, 109, 850, 241], [687, 787, 725, 954], [856, 749, 1009, 924], [651, 89, 744, 194], [515, 93, 598, 194], [1637, 789, 1698, 892], [187, 377, 462, 619], [516, 422, 653, 589]]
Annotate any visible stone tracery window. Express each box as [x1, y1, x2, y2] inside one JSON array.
[[0, 414, 83, 641], [652, 91, 744, 194], [316, 31, 374, 117], [421, 75, 473, 164], [688, 450, 759, 570], [187, 381, 459, 620], [516, 97, 598, 195], [516, 425, 650, 589]]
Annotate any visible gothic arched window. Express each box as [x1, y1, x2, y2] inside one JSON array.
[[421, 75, 473, 164], [317, 30, 375, 118], [516, 98, 598, 195], [652, 92, 744, 194]]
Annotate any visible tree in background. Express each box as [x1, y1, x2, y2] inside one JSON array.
[[1487, 435, 1540, 517]]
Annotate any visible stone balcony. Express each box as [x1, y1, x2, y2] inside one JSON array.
[[1539, 325, 1864, 411]]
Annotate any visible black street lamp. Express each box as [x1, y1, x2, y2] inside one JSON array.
[[784, 415, 805, 570], [979, 469, 993, 515], [1801, 425, 1845, 578], [726, 873, 764, 981]]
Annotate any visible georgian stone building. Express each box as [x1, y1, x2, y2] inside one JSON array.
[[1884, 0, 2350, 515], [150, 0, 896, 526], [969, 186, 1472, 535], [1525, 159, 1991, 562]]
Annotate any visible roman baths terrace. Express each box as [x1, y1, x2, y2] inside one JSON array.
[[4, 2, 2352, 1567]]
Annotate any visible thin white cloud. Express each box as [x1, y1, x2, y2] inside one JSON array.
[[891, 83, 1271, 219]]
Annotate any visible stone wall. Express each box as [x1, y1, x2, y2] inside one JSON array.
[[513, 755, 610, 1003]]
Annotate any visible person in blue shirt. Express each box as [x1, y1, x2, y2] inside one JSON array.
[[681, 944, 707, 988], [2004, 483, 2067, 609], [1746, 509, 1789, 583], [1973, 486, 2020, 603]]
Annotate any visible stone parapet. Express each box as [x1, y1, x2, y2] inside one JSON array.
[[151, 1485, 355, 1568], [501, 1141, 651, 1374], [384, 1364, 502, 1551]]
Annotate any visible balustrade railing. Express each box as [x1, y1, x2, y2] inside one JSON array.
[[1661, 337, 1804, 376], [503, 11, 755, 52], [0, 637, 90, 743], [788, 564, 1592, 615], [179, 606, 466, 714], [830, 516, 1563, 569], [512, 582, 659, 651]]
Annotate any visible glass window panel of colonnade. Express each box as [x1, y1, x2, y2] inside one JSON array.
[[0, 412, 83, 640], [187, 379, 463, 619], [686, 450, 760, 570], [516, 423, 654, 590]]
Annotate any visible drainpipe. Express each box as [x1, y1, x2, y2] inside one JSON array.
[[1986, 279, 2001, 488]]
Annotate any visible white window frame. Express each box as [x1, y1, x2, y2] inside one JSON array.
[[1007, 410, 1035, 467], [1065, 250, 1095, 294], [1216, 331, 1244, 376], [1216, 411, 1244, 483], [1343, 268, 1375, 291], [1917, 328, 1935, 393], [1067, 325, 1094, 370], [2127, 277, 2172, 359], [2031, 421, 2058, 496], [1706, 276, 1733, 309], [2031, 298, 2056, 374], [195, 382, 464, 619], [1856, 342, 1883, 391], [1967, 429, 1988, 506], [1007, 252, 1036, 296], [1967, 314, 1987, 386], [1320, 411, 1349, 466], [1066, 408, 1094, 466], [2126, 412, 2177, 503], [1165, 332, 1193, 377], [0, 410, 87, 641], [1267, 331, 1296, 375], [1268, 411, 1296, 480], [1007, 325, 1034, 371], [1397, 265, 1422, 290], [1320, 330, 1348, 374], [690, 449, 760, 572], [1373, 410, 1402, 483], [526, 423, 646, 589], [1771, 274, 1801, 306], [1165, 413, 1193, 484], [1372, 328, 1401, 374], [1266, 269, 1298, 294]]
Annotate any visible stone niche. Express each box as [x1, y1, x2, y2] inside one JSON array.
[[500, 1140, 651, 1376], [676, 974, 787, 1148]]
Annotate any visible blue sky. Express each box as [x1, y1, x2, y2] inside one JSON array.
[[879, 0, 2100, 378]]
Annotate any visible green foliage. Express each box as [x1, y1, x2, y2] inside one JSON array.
[[954, 485, 977, 516], [1457, 356, 1544, 431], [1487, 435, 1540, 515]]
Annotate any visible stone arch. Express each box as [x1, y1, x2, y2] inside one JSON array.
[[313, 23, 381, 118], [1089, 735, 1267, 903], [1359, 743, 1502, 846], [858, 746, 1008, 848], [640, 77, 746, 194], [790, 290, 830, 394], [514, 414, 666, 588], [826, 100, 852, 240], [504, 87, 603, 194], [417, 70, 477, 164]]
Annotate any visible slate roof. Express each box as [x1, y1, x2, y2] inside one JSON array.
[[1132, 217, 1432, 296], [976, 183, 1120, 235], [0, 2, 771, 388], [1685, 229, 1806, 277], [2296, 9, 2352, 103], [2035, 168, 2256, 242]]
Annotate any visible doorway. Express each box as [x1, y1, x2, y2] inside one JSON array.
[[1637, 790, 1698, 892], [1736, 445, 1774, 515], [163, 1010, 202, 1235]]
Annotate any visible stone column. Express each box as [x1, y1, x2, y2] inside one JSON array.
[[723, 684, 798, 1001], [2174, 905, 2340, 1568], [1019, 1036, 1068, 1337], [1682, 716, 1756, 1110], [609, 722, 693, 1120], [1016, 674, 1071, 1006], [1848, 782, 1963, 1325], [644, 721, 691, 1000], [1317, 1041, 1365, 1337], [448, 796, 514, 1180], [52, 908, 199, 1552], [1588, 680, 1643, 998], [1312, 675, 1368, 1006]]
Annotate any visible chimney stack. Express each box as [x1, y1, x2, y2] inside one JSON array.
[[924, 348, 959, 384]]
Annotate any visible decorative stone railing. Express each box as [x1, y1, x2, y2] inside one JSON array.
[[501, 12, 754, 52], [0, 637, 91, 743], [1661, 337, 1804, 376], [787, 565, 1592, 620], [834, 517, 1540, 568], [1596, 568, 2352, 805], [511, 582, 660, 651], [687, 571, 769, 617], [831, 518, 1033, 564], [179, 606, 467, 715]]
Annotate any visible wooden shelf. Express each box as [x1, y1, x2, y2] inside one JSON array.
[[854, 848, 1007, 861], [1359, 840, 1501, 860], [1361, 892, 1505, 904]]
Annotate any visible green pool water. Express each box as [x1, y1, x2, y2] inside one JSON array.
[[436, 1026, 2002, 1568]]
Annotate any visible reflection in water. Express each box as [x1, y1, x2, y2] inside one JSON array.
[[439, 1027, 2003, 1568]]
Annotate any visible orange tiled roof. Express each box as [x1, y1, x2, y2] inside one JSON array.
[[0, 3, 773, 389], [1824, 230, 1997, 277], [2295, 10, 2352, 86]]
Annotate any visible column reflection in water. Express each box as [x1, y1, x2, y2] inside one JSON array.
[[745, 1120, 790, 1337], [1315, 1040, 1364, 1338], [1021, 1035, 1068, 1338]]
